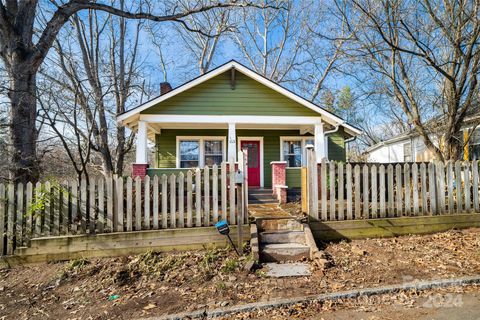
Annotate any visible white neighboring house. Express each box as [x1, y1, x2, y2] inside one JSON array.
[[365, 125, 480, 163], [365, 134, 427, 163]]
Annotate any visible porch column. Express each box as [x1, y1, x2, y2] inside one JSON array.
[[228, 123, 237, 161], [133, 120, 149, 179], [314, 123, 326, 162], [136, 120, 148, 164]]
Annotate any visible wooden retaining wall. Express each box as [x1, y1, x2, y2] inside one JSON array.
[[310, 213, 480, 241], [1, 225, 250, 266]]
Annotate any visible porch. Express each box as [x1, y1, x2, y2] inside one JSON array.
[[133, 117, 338, 202]]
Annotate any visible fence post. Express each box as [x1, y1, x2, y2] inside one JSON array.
[[178, 172, 185, 228], [354, 165, 361, 219], [329, 161, 336, 221], [229, 158, 236, 225], [321, 158, 328, 220], [412, 163, 419, 215], [362, 165, 369, 219], [170, 174, 176, 228], [395, 164, 402, 217], [464, 161, 471, 213], [204, 166, 210, 227], [473, 160, 479, 212], [455, 161, 463, 213], [144, 175, 151, 230], [371, 165, 378, 219], [346, 163, 353, 219], [338, 162, 344, 220], [116, 177, 124, 232], [162, 174, 168, 228], [134, 176, 142, 231], [379, 165, 386, 218], [306, 147, 318, 220], [387, 164, 394, 217], [404, 164, 411, 216], [420, 163, 428, 214], [428, 162, 437, 215], [126, 177, 133, 232], [16, 182, 24, 247], [6, 183, 14, 255]]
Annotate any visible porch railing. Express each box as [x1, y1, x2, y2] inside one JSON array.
[[0, 152, 249, 256]]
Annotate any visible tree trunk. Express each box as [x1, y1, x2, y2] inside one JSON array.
[[7, 67, 39, 183]]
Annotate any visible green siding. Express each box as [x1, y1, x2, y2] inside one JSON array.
[[328, 128, 346, 161], [141, 71, 320, 117], [155, 129, 313, 188], [286, 168, 302, 188]]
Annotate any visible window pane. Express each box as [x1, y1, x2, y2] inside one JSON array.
[[205, 155, 223, 166], [286, 154, 302, 167], [180, 141, 199, 160], [283, 140, 302, 167], [204, 140, 223, 166], [205, 140, 223, 155], [180, 140, 199, 168], [180, 160, 199, 168]]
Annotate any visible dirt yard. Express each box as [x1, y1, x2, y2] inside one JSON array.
[[1, 228, 480, 319]]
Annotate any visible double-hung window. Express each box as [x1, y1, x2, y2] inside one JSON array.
[[178, 137, 225, 168], [281, 137, 315, 167]]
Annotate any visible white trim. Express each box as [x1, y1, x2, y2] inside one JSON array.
[[280, 136, 316, 167], [175, 136, 227, 168], [136, 121, 148, 164], [117, 61, 361, 136], [238, 137, 264, 188], [139, 115, 323, 125]]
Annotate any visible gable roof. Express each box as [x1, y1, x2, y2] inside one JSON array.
[[117, 60, 362, 136]]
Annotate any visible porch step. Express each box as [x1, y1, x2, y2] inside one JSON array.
[[256, 217, 310, 262], [248, 189, 277, 204], [259, 230, 306, 244], [260, 243, 310, 262], [257, 218, 304, 232]]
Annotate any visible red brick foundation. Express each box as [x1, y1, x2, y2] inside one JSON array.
[[132, 164, 149, 179], [271, 161, 287, 204]]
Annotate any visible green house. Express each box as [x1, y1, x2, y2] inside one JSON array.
[[117, 60, 360, 200]]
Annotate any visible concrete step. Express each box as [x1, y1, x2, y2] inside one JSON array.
[[248, 193, 276, 200], [260, 243, 310, 262], [249, 199, 278, 204], [248, 189, 273, 195], [260, 230, 306, 244], [257, 218, 304, 232]]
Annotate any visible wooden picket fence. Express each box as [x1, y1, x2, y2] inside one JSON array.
[[0, 157, 249, 256], [306, 149, 480, 221]]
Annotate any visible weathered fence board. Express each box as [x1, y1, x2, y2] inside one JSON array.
[[304, 149, 480, 223], [0, 156, 248, 256]]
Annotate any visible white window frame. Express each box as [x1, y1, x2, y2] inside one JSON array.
[[280, 136, 315, 167], [176, 136, 226, 168]]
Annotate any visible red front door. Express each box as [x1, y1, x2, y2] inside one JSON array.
[[241, 140, 261, 187]]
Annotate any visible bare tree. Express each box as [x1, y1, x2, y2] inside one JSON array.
[[0, 0, 270, 183], [41, 4, 144, 178], [338, 0, 480, 161], [232, 0, 308, 83]]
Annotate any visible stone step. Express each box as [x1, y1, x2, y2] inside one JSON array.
[[248, 193, 276, 199], [248, 189, 273, 195], [257, 218, 304, 232], [249, 199, 278, 205], [260, 230, 306, 244], [260, 243, 310, 262]]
